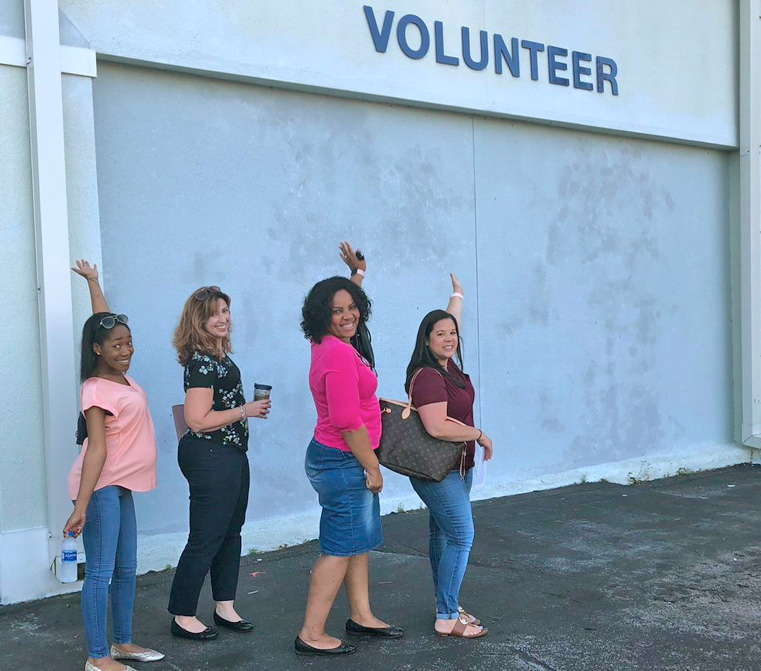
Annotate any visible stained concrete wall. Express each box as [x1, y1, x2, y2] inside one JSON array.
[[91, 63, 733, 545], [474, 121, 732, 477]]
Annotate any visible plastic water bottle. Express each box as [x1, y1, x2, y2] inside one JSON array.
[[60, 532, 78, 583]]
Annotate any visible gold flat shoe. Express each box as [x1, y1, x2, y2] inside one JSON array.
[[110, 645, 165, 662], [85, 661, 137, 671]]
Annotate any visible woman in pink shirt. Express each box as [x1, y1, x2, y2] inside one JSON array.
[[294, 243, 403, 656], [64, 260, 163, 671]]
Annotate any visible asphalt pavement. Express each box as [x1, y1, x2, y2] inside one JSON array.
[[3, 464, 761, 671]]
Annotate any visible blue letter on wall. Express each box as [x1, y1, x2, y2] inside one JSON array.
[[596, 56, 619, 95], [494, 34, 519, 76], [572, 51, 593, 90], [462, 27, 488, 71], [547, 46, 569, 86], [435, 21, 459, 66], [521, 40, 545, 81], [397, 14, 430, 60], [363, 6, 394, 53]]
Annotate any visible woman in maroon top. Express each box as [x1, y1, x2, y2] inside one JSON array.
[[404, 274, 494, 639]]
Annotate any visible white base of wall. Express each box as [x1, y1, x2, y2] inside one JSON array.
[[0, 527, 82, 605], [1, 441, 751, 604]]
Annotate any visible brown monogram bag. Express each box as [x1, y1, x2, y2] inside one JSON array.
[[377, 369, 466, 482]]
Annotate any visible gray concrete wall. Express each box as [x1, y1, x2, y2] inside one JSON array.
[[91, 63, 733, 542], [474, 121, 732, 477]]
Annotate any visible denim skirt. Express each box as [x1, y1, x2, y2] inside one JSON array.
[[305, 437, 383, 557]]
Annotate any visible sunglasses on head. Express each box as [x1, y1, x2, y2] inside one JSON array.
[[194, 286, 221, 301], [98, 313, 129, 329]]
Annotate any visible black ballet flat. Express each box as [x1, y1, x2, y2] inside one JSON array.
[[213, 611, 254, 633], [170, 618, 219, 641], [294, 636, 357, 656], [345, 618, 404, 638]]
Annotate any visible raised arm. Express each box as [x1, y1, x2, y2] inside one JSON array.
[[339, 241, 367, 287], [446, 273, 463, 330], [71, 259, 110, 314]]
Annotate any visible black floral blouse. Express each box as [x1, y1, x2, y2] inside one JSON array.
[[184, 351, 248, 451]]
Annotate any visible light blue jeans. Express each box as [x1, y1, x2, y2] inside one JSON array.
[[80, 486, 137, 659], [409, 470, 474, 619]]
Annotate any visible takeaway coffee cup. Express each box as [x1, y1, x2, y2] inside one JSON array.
[[254, 383, 272, 402]]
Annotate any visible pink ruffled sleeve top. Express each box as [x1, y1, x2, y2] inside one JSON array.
[[309, 336, 381, 451]]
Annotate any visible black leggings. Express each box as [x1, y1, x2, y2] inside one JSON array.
[[168, 436, 250, 616]]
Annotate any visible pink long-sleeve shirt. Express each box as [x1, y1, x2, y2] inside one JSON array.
[[309, 336, 382, 451]]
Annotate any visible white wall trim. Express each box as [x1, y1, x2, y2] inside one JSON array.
[[1, 441, 749, 604], [24, 0, 80, 566], [0, 527, 81, 605], [138, 442, 751, 575], [0, 35, 96, 77], [739, 0, 761, 447]]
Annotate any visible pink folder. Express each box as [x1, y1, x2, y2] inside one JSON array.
[[172, 404, 188, 441]]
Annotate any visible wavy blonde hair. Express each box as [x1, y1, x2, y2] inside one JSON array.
[[173, 287, 233, 365]]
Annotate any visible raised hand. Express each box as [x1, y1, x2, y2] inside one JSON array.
[[339, 241, 367, 275], [71, 259, 99, 282], [450, 273, 464, 297]]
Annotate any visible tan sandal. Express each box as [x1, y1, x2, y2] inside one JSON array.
[[436, 614, 488, 639], [458, 605, 481, 626]]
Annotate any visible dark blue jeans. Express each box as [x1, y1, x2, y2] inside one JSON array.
[[80, 486, 137, 658], [410, 470, 474, 619]]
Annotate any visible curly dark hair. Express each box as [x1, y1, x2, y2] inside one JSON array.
[[301, 276, 375, 368]]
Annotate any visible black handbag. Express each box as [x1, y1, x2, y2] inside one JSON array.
[[377, 369, 466, 482]]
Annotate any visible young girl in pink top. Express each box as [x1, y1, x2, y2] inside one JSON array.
[[64, 260, 163, 671], [294, 243, 403, 657]]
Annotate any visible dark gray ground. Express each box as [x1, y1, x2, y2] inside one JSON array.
[[3, 465, 761, 671]]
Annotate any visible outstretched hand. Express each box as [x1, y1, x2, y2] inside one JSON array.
[[450, 273, 463, 296], [339, 241, 367, 274], [72, 259, 99, 281]]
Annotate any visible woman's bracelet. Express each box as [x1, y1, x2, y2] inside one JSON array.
[[239, 406, 247, 422], [451, 292, 463, 299], [354, 268, 366, 277], [476, 429, 482, 441]]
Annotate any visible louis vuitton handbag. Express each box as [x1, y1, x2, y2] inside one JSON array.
[[377, 369, 467, 482]]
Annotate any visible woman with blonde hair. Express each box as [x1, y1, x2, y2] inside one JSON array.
[[167, 286, 271, 640]]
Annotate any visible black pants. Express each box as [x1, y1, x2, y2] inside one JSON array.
[[168, 436, 250, 616]]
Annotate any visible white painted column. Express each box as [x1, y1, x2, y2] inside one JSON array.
[[24, 0, 79, 561], [739, 0, 761, 448]]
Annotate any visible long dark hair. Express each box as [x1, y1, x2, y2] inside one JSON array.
[[404, 309, 464, 393], [80, 312, 132, 382], [301, 276, 375, 368]]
